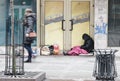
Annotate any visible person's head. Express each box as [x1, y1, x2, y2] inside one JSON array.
[[25, 8, 32, 15], [82, 33, 90, 41]]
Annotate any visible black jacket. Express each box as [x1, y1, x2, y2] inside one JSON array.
[[24, 37, 34, 44], [23, 13, 36, 44], [23, 13, 36, 28], [81, 33, 94, 53]]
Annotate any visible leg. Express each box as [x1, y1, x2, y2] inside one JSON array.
[[24, 44, 33, 62]]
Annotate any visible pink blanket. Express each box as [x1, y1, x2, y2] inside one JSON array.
[[68, 46, 88, 56]]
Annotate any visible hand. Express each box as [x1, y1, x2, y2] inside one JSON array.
[[25, 34, 29, 37]]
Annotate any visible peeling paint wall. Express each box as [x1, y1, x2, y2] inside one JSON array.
[[94, 0, 108, 49]]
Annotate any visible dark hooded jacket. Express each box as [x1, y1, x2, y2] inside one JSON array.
[[81, 33, 94, 53], [23, 13, 36, 31], [23, 13, 36, 44]]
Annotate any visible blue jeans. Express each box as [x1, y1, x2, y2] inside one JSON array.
[[24, 44, 33, 61]]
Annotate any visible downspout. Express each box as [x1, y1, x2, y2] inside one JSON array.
[[37, 0, 41, 47]]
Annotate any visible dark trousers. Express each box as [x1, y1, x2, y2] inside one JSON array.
[[24, 44, 33, 61]]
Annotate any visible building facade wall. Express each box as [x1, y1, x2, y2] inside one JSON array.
[[0, 0, 110, 54], [0, 0, 6, 46], [94, 0, 108, 49]]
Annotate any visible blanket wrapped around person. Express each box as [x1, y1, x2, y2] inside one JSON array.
[[67, 33, 94, 56]]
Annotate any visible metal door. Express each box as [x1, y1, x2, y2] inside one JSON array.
[[41, 0, 64, 53], [14, 6, 31, 44], [41, 0, 93, 52], [66, 0, 93, 50]]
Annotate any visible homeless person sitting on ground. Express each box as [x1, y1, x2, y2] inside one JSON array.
[[66, 33, 94, 56]]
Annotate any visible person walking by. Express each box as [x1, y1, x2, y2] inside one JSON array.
[[23, 8, 36, 63]]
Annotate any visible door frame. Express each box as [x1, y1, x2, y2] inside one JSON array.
[[64, 0, 94, 51], [14, 6, 31, 19], [40, 0, 64, 47], [39, 0, 94, 51]]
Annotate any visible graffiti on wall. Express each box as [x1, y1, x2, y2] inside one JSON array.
[[95, 23, 107, 34], [95, 0, 107, 14], [94, 0, 108, 49], [95, 0, 108, 35], [95, 16, 107, 34]]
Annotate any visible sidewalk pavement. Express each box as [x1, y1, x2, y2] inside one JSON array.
[[0, 54, 120, 81]]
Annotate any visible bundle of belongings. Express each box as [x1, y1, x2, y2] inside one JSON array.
[[40, 44, 59, 55], [64, 33, 94, 56]]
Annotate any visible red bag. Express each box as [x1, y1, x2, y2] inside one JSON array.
[[29, 31, 37, 37]]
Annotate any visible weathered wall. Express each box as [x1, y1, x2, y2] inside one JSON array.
[[94, 0, 108, 49]]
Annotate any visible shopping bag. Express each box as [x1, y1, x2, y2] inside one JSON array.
[[41, 45, 50, 56]]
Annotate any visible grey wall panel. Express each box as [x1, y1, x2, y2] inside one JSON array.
[[0, 0, 6, 45]]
